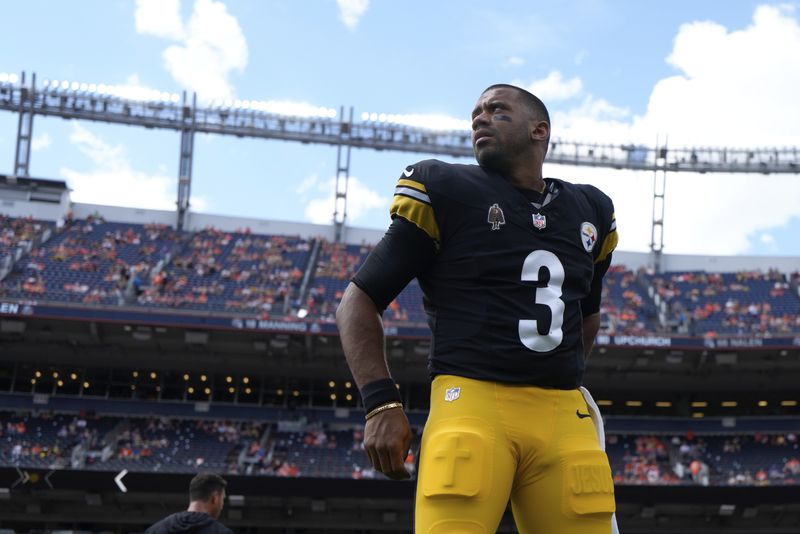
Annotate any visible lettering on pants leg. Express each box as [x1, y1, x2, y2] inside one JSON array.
[[570, 464, 614, 495], [421, 430, 486, 498], [562, 450, 616, 516]]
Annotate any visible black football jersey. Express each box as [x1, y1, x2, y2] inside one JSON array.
[[390, 159, 618, 388]]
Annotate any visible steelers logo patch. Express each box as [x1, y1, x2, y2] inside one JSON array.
[[580, 222, 598, 253]]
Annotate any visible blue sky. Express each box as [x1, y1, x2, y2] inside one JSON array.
[[1, 0, 799, 256]]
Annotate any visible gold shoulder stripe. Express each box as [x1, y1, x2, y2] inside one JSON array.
[[396, 178, 427, 192], [595, 228, 618, 264], [390, 195, 440, 243]]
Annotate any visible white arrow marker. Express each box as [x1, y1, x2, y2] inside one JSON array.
[[11, 467, 30, 488], [44, 470, 55, 489], [114, 469, 128, 493]]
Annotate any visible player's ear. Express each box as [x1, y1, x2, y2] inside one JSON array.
[[530, 120, 549, 144]]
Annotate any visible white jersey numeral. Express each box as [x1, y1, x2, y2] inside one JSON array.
[[518, 250, 565, 352]]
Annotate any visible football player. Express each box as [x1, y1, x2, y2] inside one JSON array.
[[337, 84, 618, 533]]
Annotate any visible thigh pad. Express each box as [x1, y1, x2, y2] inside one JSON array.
[[562, 450, 616, 517], [420, 420, 492, 499]]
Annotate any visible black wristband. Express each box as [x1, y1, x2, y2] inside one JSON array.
[[360, 378, 402, 412]]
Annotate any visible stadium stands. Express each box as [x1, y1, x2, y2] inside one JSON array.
[[3, 213, 800, 534], [1, 409, 797, 486], [601, 265, 660, 334], [0, 411, 264, 474], [607, 431, 800, 486], [647, 270, 800, 336], [0, 217, 312, 313], [1, 215, 179, 305], [142, 227, 311, 313], [0, 215, 52, 274], [305, 240, 426, 323], [2, 212, 800, 490], [2, 216, 798, 336]]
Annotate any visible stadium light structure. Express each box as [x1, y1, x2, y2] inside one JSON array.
[[2, 71, 799, 249]]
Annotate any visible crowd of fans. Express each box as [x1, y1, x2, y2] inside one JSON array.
[[2, 410, 798, 486], [303, 240, 416, 323], [1, 215, 179, 306], [600, 266, 657, 335], [0, 218, 312, 314], [609, 431, 800, 486], [101, 417, 267, 474], [0, 215, 49, 263], [304, 242, 371, 322], [1, 215, 798, 336], [135, 229, 309, 313], [650, 269, 800, 336], [1, 412, 103, 469], [0, 411, 269, 473]]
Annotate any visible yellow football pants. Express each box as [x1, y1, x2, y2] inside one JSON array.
[[415, 375, 616, 534]]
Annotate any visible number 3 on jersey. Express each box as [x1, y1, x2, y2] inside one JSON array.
[[519, 250, 565, 352]]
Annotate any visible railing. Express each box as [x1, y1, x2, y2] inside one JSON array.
[[2, 79, 799, 174]]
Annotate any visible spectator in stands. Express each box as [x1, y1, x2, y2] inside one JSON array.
[[145, 472, 232, 534]]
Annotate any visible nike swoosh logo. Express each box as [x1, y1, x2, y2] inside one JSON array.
[[403, 167, 414, 177], [576, 410, 592, 419]]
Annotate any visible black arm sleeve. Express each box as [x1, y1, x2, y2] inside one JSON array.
[[580, 254, 613, 317], [352, 216, 437, 313]]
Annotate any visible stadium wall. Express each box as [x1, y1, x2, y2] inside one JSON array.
[[1, 198, 68, 222], [0, 177, 70, 222]]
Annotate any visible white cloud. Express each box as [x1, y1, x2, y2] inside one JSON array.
[[31, 133, 51, 152], [552, 95, 631, 141], [305, 176, 387, 224], [540, 5, 800, 256], [544, 164, 654, 253], [641, 4, 800, 147], [337, 0, 370, 31], [506, 56, 525, 67], [760, 233, 777, 251], [134, 0, 185, 40], [60, 123, 208, 212], [135, 0, 248, 102], [547, 162, 800, 256], [523, 70, 583, 102]]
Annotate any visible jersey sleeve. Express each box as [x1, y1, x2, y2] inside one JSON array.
[[594, 194, 618, 264], [389, 163, 441, 245], [352, 217, 436, 312]]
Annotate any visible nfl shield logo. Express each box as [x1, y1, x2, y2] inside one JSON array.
[[444, 387, 461, 402], [532, 213, 546, 230]]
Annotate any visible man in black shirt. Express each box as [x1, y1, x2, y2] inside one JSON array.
[[337, 84, 618, 533], [146, 472, 232, 534]]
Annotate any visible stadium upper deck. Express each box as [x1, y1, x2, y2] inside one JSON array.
[[0, 213, 798, 338], [1, 195, 799, 341]]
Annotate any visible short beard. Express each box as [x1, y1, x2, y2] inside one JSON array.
[[475, 145, 511, 174]]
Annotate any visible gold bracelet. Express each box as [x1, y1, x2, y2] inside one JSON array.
[[365, 402, 404, 421]]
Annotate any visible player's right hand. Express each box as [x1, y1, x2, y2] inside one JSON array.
[[363, 407, 413, 480]]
